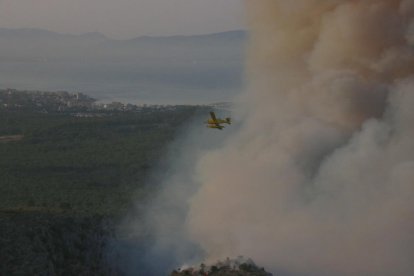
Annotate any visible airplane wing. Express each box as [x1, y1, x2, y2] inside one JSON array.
[[207, 111, 225, 129], [210, 111, 218, 122]]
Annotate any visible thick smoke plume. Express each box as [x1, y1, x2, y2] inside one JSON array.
[[131, 1, 414, 275], [182, 1, 414, 275]]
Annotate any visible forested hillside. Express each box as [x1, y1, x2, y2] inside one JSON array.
[[0, 100, 209, 274]]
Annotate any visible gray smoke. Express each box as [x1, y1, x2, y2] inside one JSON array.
[[133, 1, 414, 275], [185, 1, 414, 275]]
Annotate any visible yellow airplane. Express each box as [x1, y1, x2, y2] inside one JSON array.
[[206, 111, 231, 130]]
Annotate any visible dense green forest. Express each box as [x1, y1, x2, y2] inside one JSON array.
[[0, 105, 210, 275], [0, 106, 207, 216]]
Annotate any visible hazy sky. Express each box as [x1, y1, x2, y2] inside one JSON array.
[[0, 0, 245, 39]]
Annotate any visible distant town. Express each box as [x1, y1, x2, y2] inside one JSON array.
[[0, 89, 232, 116], [0, 88, 217, 116]]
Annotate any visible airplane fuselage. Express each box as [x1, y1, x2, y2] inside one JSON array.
[[206, 111, 231, 130], [207, 124, 224, 130], [207, 118, 231, 125]]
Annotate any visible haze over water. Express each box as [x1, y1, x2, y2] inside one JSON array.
[[0, 29, 245, 105], [0, 58, 242, 105]]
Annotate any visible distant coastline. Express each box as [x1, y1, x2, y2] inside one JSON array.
[[0, 28, 244, 105]]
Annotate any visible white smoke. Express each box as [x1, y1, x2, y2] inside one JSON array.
[[129, 1, 414, 275], [181, 1, 414, 275]]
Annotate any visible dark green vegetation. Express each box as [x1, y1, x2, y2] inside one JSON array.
[[0, 106, 205, 216], [0, 93, 209, 274], [0, 211, 115, 275], [171, 258, 273, 276]]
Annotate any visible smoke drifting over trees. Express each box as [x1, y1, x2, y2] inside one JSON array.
[[139, 1, 414, 275]]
